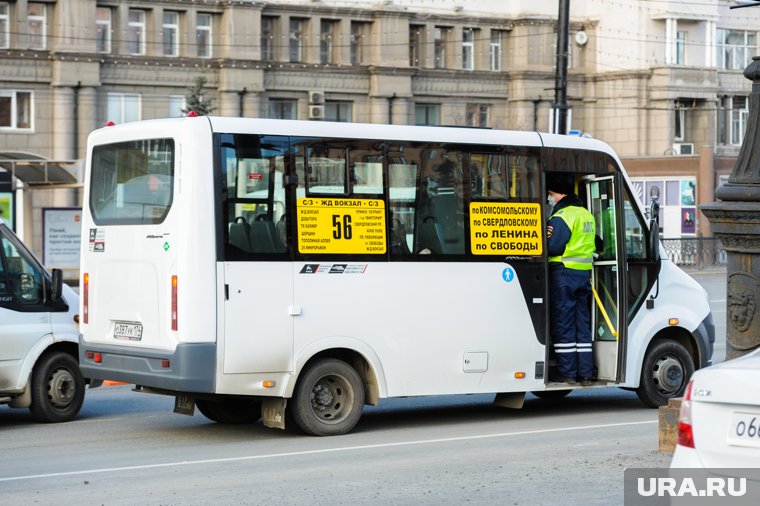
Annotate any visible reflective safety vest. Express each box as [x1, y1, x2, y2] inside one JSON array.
[[548, 206, 596, 270]]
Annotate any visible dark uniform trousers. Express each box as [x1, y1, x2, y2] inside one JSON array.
[[550, 265, 594, 379]]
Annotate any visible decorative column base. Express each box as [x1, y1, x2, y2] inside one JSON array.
[[701, 201, 760, 359]]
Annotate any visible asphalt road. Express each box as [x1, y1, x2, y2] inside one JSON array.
[[0, 269, 726, 505], [1, 385, 668, 506]]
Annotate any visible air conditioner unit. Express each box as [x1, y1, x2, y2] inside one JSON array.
[[309, 91, 325, 105], [308, 105, 325, 120], [672, 142, 694, 155]]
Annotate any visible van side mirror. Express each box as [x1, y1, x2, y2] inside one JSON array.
[[648, 187, 660, 263], [51, 268, 63, 303]]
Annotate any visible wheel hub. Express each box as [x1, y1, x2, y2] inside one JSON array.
[[652, 355, 683, 395], [309, 375, 351, 422], [48, 368, 75, 407], [312, 383, 334, 411]]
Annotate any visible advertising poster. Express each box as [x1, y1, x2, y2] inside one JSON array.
[[681, 179, 696, 206], [0, 192, 12, 229], [43, 208, 82, 268], [681, 207, 696, 234]]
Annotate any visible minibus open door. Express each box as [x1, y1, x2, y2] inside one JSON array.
[[584, 175, 625, 383]]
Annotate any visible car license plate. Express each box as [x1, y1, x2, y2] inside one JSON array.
[[727, 411, 760, 448], [114, 321, 143, 341]]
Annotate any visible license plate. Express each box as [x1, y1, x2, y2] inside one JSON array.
[[727, 411, 760, 448], [113, 321, 143, 341]]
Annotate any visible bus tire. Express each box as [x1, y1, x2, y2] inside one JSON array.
[[636, 340, 694, 408], [531, 390, 572, 400], [30, 351, 85, 423], [289, 358, 364, 436], [195, 398, 262, 424]]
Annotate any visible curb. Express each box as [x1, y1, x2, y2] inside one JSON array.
[[658, 398, 682, 453]]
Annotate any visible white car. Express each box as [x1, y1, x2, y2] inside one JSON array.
[[671, 347, 760, 468]]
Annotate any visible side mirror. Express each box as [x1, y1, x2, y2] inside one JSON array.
[[51, 268, 63, 303], [648, 186, 660, 263]]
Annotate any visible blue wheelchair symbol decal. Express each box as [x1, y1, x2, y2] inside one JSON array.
[[502, 267, 515, 283]]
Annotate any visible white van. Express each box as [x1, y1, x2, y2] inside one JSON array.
[[0, 219, 86, 422]]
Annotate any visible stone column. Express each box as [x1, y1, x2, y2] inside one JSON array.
[[701, 56, 760, 359], [52, 86, 75, 161], [77, 87, 98, 159]]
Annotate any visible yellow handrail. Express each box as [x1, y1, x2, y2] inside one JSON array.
[[592, 285, 618, 339]]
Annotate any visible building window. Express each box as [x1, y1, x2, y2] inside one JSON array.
[[107, 93, 141, 123], [96, 7, 112, 53], [261, 16, 275, 61], [0, 90, 33, 130], [466, 104, 489, 127], [320, 20, 337, 64], [434, 27, 447, 69], [27, 3, 45, 50], [409, 25, 422, 67], [269, 99, 297, 119], [1, 3, 10, 49], [462, 28, 475, 70], [415, 104, 440, 126], [169, 95, 185, 118], [196, 13, 212, 58], [351, 22, 370, 65], [325, 101, 352, 122], [163, 11, 179, 57], [490, 30, 502, 71], [128, 9, 146, 55], [289, 18, 304, 63], [717, 28, 757, 70], [731, 96, 749, 145], [676, 31, 685, 65]]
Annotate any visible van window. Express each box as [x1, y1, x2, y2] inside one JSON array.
[[0, 231, 43, 305], [90, 138, 174, 225]]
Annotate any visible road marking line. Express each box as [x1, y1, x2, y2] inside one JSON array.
[[0, 419, 656, 483]]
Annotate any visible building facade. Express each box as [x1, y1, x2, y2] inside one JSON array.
[[1, 0, 759, 265]]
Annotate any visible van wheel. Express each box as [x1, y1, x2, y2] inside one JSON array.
[[30, 352, 85, 423], [531, 390, 572, 400], [636, 340, 694, 408], [195, 398, 262, 424], [289, 358, 364, 436]]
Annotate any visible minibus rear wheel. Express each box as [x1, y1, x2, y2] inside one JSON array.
[[289, 358, 364, 436]]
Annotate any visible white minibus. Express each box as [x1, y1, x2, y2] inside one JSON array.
[[79, 117, 713, 436]]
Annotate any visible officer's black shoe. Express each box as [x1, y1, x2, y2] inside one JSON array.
[[553, 376, 578, 384], [579, 377, 592, 386]]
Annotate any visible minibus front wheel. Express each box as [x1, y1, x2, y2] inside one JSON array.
[[636, 339, 694, 408]]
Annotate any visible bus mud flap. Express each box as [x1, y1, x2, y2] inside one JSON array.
[[174, 395, 195, 416], [493, 392, 525, 409], [262, 398, 287, 430]]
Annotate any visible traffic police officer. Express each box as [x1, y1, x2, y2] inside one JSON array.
[[546, 175, 596, 386]]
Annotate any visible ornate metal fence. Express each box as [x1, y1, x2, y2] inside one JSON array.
[[661, 238, 727, 270]]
